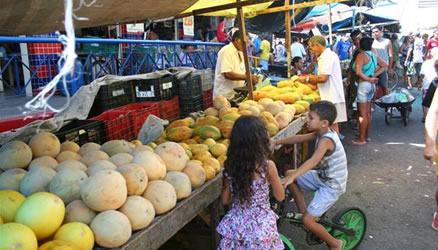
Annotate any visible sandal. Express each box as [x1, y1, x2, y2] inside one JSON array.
[[351, 140, 367, 146]]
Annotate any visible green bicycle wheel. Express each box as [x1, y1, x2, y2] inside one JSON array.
[[331, 207, 367, 250], [279, 233, 296, 250]]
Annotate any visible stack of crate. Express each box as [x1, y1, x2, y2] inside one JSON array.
[[177, 73, 203, 118]]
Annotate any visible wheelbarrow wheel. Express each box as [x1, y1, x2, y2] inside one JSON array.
[[402, 107, 409, 126]]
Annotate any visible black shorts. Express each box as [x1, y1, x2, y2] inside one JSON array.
[[422, 82, 437, 108]]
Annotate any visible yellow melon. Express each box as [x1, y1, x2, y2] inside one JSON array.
[[0, 190, 26, 223], [258, 98, 274, 109], [60, 141, 80, 153], [0, 141, 32, 170], [100, 140, 131, 157], [266, 123, 279, 136], [132, 151, 167, 180], [183, 162, 206, 189], [188, 144, 209, 155], [56, 151, 81, 163], [109, 153, 133, 167], [203, 158, 221, 173], [129, 145, 153, 156], [203, 165, 216, 181], [119, 196, 155, 231], [266, 102, 282, 116], [275, 112, 291, 129], [80, 150, 109, 166], [213, 96, 231, 110], [0, 168, 27, 191], [29, 156, 58, 170], [29, 132, 60, 158], [86, 160, 117, 176], [204, 107, 219, 117], [143, 180, 177, 215], [19, 166, 56, 197], [15, 192, 65, 240], [217, 155, 227, 167], [78, 142, 101, 156], [64, 200, 96, 225], [154, 142, 188, 172], [203, 138, 216, 149], [49, 168, 88, 204], [90, 210, 132, 248], [54, 222, 94, 250], [116, 163, 148, 196], [164, 171, 192, 200], [57, 160, 87, 172], [80, 170, 127, 211], [130, 140, 143, 147], [210, 143, 227, 157], [0, 223, 38, 250]]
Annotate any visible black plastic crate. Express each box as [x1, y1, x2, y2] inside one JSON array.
[[177, 74, 202, 100], [55, 119, 106, 146], [89, 81, 134, 117], [133, 75, 177, 102], [180, 96, 203, 118]]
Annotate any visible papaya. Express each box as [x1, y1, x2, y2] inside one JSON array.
[[155, 136, 168, 145], [182, 139, 197, 145], [167, 126, 193, 142], [274, 92, 300, 104], [277, 80, 294, 88], [198, 125, 222, 140], [188, 144, 209, 155], [266, 123, 279, 137], [259, 85, 277, 92], [219, 125, 233, 139], [302, 95, 315, 104], [167, 118, 194, 130], [193, 136, 204, 144], [196, 116, 220, 126], [295, 83, 313, 95], [216, 120, 234, 130], [221, 113, 241, 122], [260, 111, 279, 128], [253, 91, 270, 101], [292, 104, 306, 114], [294, 100, 310, 110]]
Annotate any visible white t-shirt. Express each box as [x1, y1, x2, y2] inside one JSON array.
[[317, 48, 345, 104], [275, 44, 286, 62], [420, 59, 437, 90], [213, 43, 245, 99], [412, 37, 425, 63], [291, 42, 306, 59]]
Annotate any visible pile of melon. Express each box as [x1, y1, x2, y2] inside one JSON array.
[[0, 131, 210, 249]]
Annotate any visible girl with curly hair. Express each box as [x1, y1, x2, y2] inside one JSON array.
[[216, 116, 285, 250]]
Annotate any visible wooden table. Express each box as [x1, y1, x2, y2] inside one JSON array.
[[95, 172, 223, 250]]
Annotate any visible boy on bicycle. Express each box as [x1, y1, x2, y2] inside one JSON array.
[[273, 101, 348, 250]]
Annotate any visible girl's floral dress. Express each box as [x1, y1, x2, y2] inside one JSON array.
[[216, 162, 284, 250]]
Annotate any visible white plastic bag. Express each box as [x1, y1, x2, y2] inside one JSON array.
[[137, 115, 168, 145]]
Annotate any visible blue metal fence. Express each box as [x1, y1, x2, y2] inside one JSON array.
[[0, 36, 224, 95]]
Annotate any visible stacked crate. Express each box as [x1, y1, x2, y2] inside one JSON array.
[[177, 73, 203, 118]]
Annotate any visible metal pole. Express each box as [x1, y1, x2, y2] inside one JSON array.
[[236, 0, 254, 100], [285, 0, 292, 78], [327, 3, 333, 48], [174, 19, 179, 41], [19, 35, 32, 96]]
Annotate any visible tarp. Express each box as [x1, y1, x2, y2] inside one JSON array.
[[181, 0, 274, 18]]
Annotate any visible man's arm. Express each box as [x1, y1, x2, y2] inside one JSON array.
[[223, 72, 258, 83], [387, 39, 393, 72], [297, 74, 329, 84], [424, 88, 438, 161]]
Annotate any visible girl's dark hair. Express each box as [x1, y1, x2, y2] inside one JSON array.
[[224, 116, 271, 203], [403, 36, 410, 44], [292, 56, 302, 67], [359, 36, 373, 51]]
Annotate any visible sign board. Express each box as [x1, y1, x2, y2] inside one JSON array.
[[183, 16, 194, 36], [127, 23, 145, 33]]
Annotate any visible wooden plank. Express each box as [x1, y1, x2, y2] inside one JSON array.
[[272, 116, 306, 141], [284, 0, 291, 78], [236, 0, 254, 100], [94, 172, 223, 250], [256, 0, 348, 15]]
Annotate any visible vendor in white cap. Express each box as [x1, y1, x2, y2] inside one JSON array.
[[213, 30, 259, 99]]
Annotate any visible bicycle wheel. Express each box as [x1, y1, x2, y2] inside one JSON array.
[[331, 207, 367, 250], [388, 70, 399, 91], [279, 233, 296, 250]]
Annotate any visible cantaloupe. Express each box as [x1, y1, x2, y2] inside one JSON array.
[[38, 240, 80, 250], [154, 142, 188, 172], [49, 168, 88, 204], [29, 156, 58, 170], [213, 96, 231, 110], [56, 151, 81, 163], [266, 102, 282, 116], [275, 112, 291, 129], [132, 151, 166, 180], [204, 107, 219, 117], [57, 160, 87, 172], [78, 142, 101, 156], [109, 153, 133, 167], [80, 170, 127, 211], [129, 145, 153, 156], [29, 132, 60, 158], [258, 98, 274, 109], [116, 163, 148, 196], [143, 180, 177, 215], [15, 192, 65, 240], [100, 140, 131, 157], [64, 200, 96, 225], [0, 168, 27, 191], [90, 210, 132, 248], [118, 196, 155, 231], [60, 141, 80, 153], [87, 160, 117, 176], [54, 222, 94, 250], [183, 162, 206, 189], [247, 105, 260, 117], [0, 190, 26, 223], [0, 223, 38, 250], [164, 171, 192, 200], [19, 166, 56, 197], [0, 141, 32, 170], [80, 150, 109, 166]]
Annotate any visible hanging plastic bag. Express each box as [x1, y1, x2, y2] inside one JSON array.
[[137, 115, 168, 145]]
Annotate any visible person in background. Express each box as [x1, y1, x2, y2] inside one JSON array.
[[213, 30, 259, 99], [259, 35, 271, 71], [399, 36, 411, 84], [204, 25, 216, 42], [194, 27, 204, 41], [427, 30, 438, 59], [423, 60, 438, 231], [345, 30, 363, 125], [217, 18, 227, 43], [335, 36, 352, 61], [291, 36, 306, 59], [372, 26, 393, 96], [390, 34, 400, 79], [406, 33, 425, 89], [274, 41, 287, 63], [423, 33, 429, 57], [297, 36, 346, 134], [417, 48, 438, 122], [253, 34, 262, 57], [291, 56, 315, 76], [217, 116, 285, 249]]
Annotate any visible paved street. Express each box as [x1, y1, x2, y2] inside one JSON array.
[[282, 89, 437, 250]]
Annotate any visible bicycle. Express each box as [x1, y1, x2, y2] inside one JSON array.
[[388, 68, 400, 92], [271, 190, 367, 250]]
